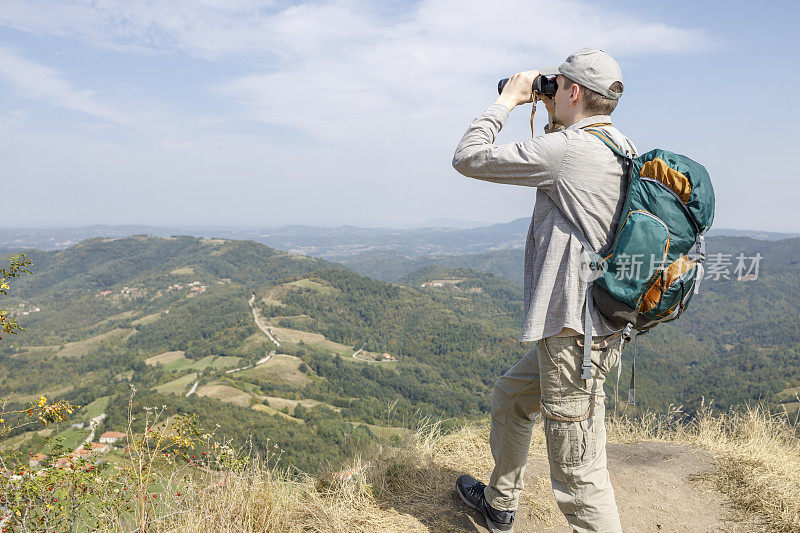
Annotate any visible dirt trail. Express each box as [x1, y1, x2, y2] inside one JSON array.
[[456, 441, 753, 533]]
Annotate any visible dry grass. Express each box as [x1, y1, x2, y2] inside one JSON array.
[[137, 418, 557, 533], [607, 402, 800, 532], [132, 311, 167, 326], [241, 354, 312, 386], [261, 395, 341, 414], [195, 383, 254, 407], [154, 373, 198, 395], [98, 403, 800, 532], [252, 403, 304, 422], [269, 325, 352, 355], [17, 328, 134, 358], [145, 351, 186, 366]]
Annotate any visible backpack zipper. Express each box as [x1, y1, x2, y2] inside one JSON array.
[[626, 210, 670, 312], [638, 176, 701, 234]]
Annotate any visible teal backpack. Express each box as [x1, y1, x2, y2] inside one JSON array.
[[579, 129, 715, 403]]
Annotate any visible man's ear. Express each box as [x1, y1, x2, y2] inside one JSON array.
[[569, 83, 580, 106]]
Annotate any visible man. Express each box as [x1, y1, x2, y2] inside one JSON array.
[[451, 48, 635, 533]]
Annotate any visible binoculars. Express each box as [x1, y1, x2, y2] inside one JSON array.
[[497, 74, 558, 97]]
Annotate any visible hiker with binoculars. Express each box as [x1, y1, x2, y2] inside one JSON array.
[[452, 48, 633, 533]]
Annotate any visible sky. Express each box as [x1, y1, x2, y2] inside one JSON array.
[[0, 0, 797, 230]]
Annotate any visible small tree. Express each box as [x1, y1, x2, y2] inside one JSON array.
[[0, 253, 33, 341]]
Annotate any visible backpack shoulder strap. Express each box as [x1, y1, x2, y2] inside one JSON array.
[[584, 128, 631, 160]]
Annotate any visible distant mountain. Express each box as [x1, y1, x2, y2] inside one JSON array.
[[0, 219, 528, 258], [338, 248, 525, 285], [417, 217, 492, 229], [2, 220, 796, 259], [706, 228, 800, 240]]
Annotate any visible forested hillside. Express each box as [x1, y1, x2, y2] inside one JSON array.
[[0, 236, 526, 473], [351, 236, 800, 415], [2, 235, 798, 475]]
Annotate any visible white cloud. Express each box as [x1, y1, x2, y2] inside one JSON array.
[[0, 46, 167, 128], [0, 0, 723, 228], [211, 0, 713, 143], [0, 0, 713, 142], [0, 1, 712, 61], [0, 46, 144, 127]]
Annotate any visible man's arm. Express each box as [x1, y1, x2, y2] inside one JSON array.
[[452, 69, 566, 188], [451, 103, 566, 188]]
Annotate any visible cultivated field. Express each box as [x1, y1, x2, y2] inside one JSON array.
[[262, 395, 341, 414], [195, 383, 253, 407], [240, 354, 312, 387], [144, 352, 242, 372], [270, 325, 351, 355], [145, 351, 186, 366], [17, 328, 134, 359], [154, 373, 198, 395]]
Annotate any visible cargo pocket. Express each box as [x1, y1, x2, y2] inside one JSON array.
[[542, 397, 596, 468], [598, 345, 621, 374], [571, 337, 621, 376]]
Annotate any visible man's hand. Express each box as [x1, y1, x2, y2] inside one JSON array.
[[495, 70, 539, 111]]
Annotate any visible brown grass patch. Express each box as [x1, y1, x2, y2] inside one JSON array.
[[241, 354, 312, 387], [269, 326, 351, 354], [195, 383, 254, 407], [17, 328, 134, 359], [132, 311, 166, 326], [262, 396, 340, 414], [251, 403, 304, 423], [145, 351, 186, 366], [154, 373, 198, 395]]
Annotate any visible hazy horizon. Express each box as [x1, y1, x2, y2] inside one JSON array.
[[1, 219, 799, 234]]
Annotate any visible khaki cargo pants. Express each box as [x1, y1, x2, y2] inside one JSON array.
[[483, 335, 623, 533]]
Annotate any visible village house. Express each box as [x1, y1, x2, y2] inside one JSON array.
[[29, 453, 48, 467], [99, 431, 126, 444], [120, 286, 144, 298], [73, 448, 91, 459], [90, 442, 111, 453]]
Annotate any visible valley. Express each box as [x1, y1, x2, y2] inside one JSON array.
[[1, 232, 799, 475]]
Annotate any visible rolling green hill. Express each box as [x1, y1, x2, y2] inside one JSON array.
[[352, 236, 800, 415], [0, 236, 527, 472], [2, 234, 799, 474]]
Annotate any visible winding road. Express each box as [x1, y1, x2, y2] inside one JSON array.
[[249, 294, 280, 347]]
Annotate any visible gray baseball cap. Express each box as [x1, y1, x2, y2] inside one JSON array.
[[543, 48, 623, 100]]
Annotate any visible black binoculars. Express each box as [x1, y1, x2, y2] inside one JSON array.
[[497, 74, 558, 97]]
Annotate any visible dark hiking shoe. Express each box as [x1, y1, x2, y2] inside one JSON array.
[[456, 474, 515, 533]]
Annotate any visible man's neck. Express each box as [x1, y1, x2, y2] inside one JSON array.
[[565, 113, 613, 130], [564, 111, 592, 128]]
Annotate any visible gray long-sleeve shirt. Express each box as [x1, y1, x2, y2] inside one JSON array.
[[452, 104, 637, 342]]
